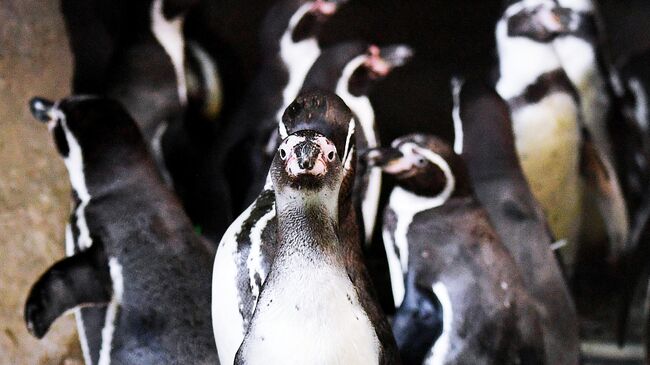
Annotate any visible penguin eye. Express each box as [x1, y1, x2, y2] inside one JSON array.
[[327, 151, 335, 161], [415, 157, 427, 167], [279, 148, 287, 160]]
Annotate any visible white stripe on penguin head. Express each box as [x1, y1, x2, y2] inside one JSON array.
[[495, 1, 563, 99], [387, 141, 456, 297]]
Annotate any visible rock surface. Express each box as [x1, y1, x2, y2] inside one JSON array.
[[0, 0, 83, 364]]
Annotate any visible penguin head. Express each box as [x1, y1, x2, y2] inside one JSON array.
[[281, 90, 356, 170], [503, 0, 578, 42], [291, 0, 349, 42], [28, 95, 146, 170], [367, 134, 472, 199], [302, 42, 414, 97], [272, 130, 344, 197]]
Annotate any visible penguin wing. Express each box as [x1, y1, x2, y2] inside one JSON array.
[[580, 131, 630, 259], [24, 242, 111, 339]]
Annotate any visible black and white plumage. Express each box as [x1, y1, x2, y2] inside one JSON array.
[[25, 96, 218, 365], [234, 130, 391, 364], [61, 0, 232, 241], [455, 80, 580, 365], [368, 134, 546, 365], [212, 91, 398, 364], [297, 41, 413, 244], [222, 0, 348, 212], [495, 0, 628, 271]]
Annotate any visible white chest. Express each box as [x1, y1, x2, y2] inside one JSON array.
[[511, 92, 582, 242], [384, 187, 447, 308], [241, 261, 380, 365]]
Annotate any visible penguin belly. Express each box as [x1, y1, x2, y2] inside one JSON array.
[[512, 93, 582, 264], [238, 260, 380, 365]]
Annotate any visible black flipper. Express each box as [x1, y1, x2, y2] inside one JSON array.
[[580, 129, 629, 260], [24, 243, 111, 338]]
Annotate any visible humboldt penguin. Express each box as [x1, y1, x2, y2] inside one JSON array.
[[25, 96, 218, 364], [495, 0, 628, 271], [212, 91, 397, 364], [455, 79, 579, 364], [235, 130, 396, 364], [368, 134, 545, 364]]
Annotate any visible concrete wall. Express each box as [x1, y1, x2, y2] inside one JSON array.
[[0, 0, 83, 363]]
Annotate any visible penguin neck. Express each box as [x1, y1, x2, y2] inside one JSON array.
[[275, 187, 341, 257], [276, 4, 321, 124], [150, 0, 187, 105], [495, 19, 563, 99], [336, 56, 378, 148]]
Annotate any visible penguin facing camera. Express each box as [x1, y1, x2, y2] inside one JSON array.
[[212, 91, 398, 365], [235, 130, 394, 364]]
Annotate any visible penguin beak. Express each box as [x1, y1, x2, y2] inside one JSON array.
[[366, 148, 403, 170], [365, 44, 414, 78], [29, 97, 55, 123], [287, 140, 327, 177], [367, 147, 424, 176], [534, 5, 576, 33], [310, 0, 339, 16]]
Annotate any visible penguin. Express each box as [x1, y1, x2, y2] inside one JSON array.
[[221, 0, 348, 212], [245, 41, 414, 242], [61, 0, 233, 241], [234, 130, 393, 364], [550, 0, 618, 164], [495, 0, 628, 272], [298, 41, 414, 244], [454, 80, 580, 365], [367, 134, 546, 365], [212, 91, 398, 364], [25, 96, 218, 365]]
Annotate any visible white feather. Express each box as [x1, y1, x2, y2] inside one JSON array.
[[451, 78, 464, 154], [628, 77, 649, 132], [151, 0, 187, 105], [212, 202, 256, 365], [336, 55, 381, 242], [240, 259, 379, 365], [424, 283, 453, 365], [387, 145, 455, 298], [97, 258, 124, 365], [495, 15, 563, 99], [275, 3, 321, 126]]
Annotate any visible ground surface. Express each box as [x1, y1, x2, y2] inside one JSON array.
[[0, 0, 83, 364]]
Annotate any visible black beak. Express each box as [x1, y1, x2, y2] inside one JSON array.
[[29, 97, 55, 123], [296, 141, 321, 171], [365, 147, 404, 168]]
